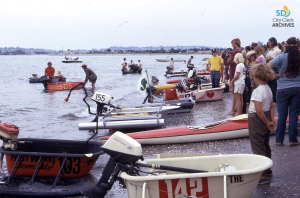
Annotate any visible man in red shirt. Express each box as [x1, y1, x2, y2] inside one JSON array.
[[43, 62, 55, 90], [227, 38, 242, 115]]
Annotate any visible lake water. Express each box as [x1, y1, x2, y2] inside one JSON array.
[[0, 54, 238, 197]]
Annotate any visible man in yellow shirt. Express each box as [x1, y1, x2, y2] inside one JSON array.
[[206, 49, 224, 88]]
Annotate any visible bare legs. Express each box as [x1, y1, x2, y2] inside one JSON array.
[[229, 85, 236, 115], [235, 93, 243, 116]]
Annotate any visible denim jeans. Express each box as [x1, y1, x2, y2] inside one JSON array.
[[210, 71, 220, 88], [276, 87, 300, 143]]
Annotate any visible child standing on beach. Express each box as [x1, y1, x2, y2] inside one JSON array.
[[248, 63, 276, 185], [230, 53, 246, 116]]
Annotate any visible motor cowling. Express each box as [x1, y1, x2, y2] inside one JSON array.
[[0, 121, 19, 150]]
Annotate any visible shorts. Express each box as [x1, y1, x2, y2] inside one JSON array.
[[91, 78, 97, 84], [234, 83, 245, 94]]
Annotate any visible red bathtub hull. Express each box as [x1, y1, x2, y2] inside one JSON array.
[[48, 82, 83, 91]]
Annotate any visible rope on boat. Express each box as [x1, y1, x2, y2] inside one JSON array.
[[126, 175, 261, 198]]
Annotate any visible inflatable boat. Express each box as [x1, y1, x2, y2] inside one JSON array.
[[101, 115, 289, 145]]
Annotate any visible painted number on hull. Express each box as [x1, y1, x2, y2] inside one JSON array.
[[184, 93, 196, 100], [63, 83, 72, 89], [159, 178, 209, 198], [58, 157, 81, 174]]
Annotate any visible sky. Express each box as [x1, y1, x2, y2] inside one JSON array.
[[0, 0, 299, 50]]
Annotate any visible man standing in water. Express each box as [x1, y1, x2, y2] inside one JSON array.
[[187, 56, 194, 67], [43, 62, 55, 90], [81, 64, 97, 88], [227, 38, 242, 115], [206, 49, 224, 88]]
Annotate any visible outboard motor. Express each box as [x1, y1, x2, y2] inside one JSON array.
[[0, 121, 19, 150], [165, 66, 173, 74], [81, 132, 207, 198], [82, 132, 144, 198], [151, 76, 159, 85], [90, 92, 116, 122], [142, 86, 157, 103], [187, 64, 194, 71]]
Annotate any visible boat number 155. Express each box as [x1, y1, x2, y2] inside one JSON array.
[[96, 94, 105, 102]]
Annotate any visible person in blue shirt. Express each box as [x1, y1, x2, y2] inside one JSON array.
[[268, 37, 300, 147]]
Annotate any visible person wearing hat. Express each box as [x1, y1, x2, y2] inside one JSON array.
[[227, 38, 242, 115], [206, 49, 224, 88], [81, 64, 97, 88]]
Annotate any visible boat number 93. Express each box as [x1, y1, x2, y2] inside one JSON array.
[[184, 93, 196, 100], [95, 94, 106, 102], [58, 157, 81, 174]]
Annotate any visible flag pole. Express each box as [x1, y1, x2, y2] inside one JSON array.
[[145, 70, 150, 87]]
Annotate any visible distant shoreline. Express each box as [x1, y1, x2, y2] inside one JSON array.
[[49, 53, 209, 56]]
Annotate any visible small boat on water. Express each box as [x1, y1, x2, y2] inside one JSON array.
[[29, 73, 43, 83], [62, 56, 82, 63], [47, 81, 83, 91], [122, 68, 143, 75], [101, 114, 288, 145], [156, 58, 183, 62], [0, 121, 104, 196]]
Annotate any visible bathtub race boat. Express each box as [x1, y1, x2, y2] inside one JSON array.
[[81, 131, 273, 198], [62, 56, 83, 63], [0, 120, 104, 197], [178, 83, 226, 102], [101, 114, 291, 145], [40, 75, 83, 91], [47, 81, 83, 91]]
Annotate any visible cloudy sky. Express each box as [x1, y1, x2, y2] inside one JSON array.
[[0, 0, 299, 49]]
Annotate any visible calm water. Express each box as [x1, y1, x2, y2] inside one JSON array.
[[0, 54, 236, 197]]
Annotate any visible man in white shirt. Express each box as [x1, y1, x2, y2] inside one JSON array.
[[121, 58, 127, 72], [137, 60, 143, 71], [186, 56, 194, 67], [266, 37, 281, 63]]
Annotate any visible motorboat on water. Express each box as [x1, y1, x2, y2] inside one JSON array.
[[0, 120, 104, 197], [39, 76, 83, 91], [62, 56, 82, 63], [122, 68, 143, 75], [156, 58, 184, 62], [101, 114, 291, 145], [82, 132, 273, 198], [29, 73, 43, 83], [47, 81, 83, 91]]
